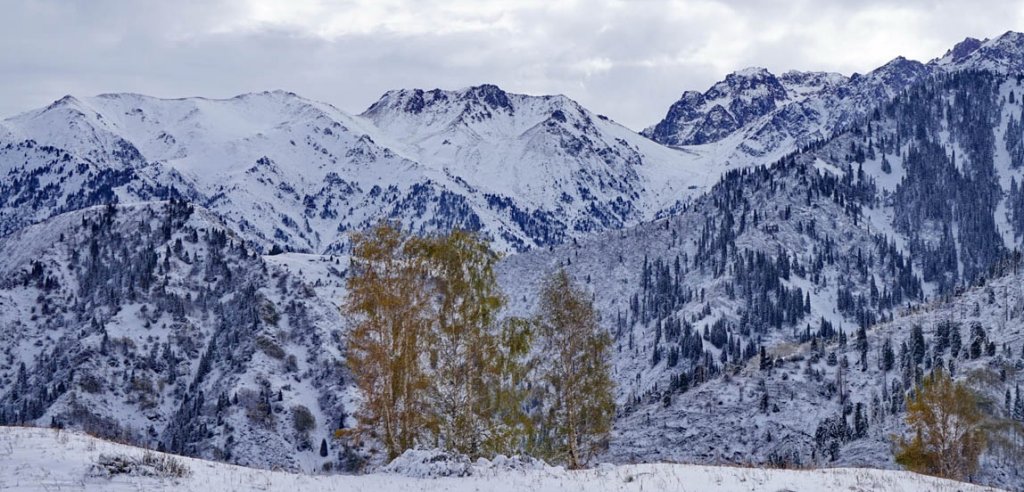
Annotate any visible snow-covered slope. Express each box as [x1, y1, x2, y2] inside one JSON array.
[[0, 202, 353, 472], [3, 32, 1020, 257], [601, 252, 1024, 489], [0, 426, 1000, 492], [932, 31, 1024, 72], [0, 91, 483, 253], [363, 84, 710, 222]]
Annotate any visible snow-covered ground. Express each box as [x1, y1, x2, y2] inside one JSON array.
[[0, 426, 1002, 492]]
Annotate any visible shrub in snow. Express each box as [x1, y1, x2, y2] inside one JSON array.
[[474, 454, 551, 473], [291, 405, 316, 434], [90, 451, 191, 478], [383, 450, 554, 479], [382, 449, 472, 478]]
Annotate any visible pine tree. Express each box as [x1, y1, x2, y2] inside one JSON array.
[[856, 325, 868, 371], [533, 270, 615, 469], [854, 402, 868, 438], [880, 338, 895, 372], [910, 325, 926, 366], [1005, 388, 1013, 418], [1014, 385, 1024, 422], [320, 438, 329, 457], [950, 323, 962, 358], [935, 320, 951, 354]]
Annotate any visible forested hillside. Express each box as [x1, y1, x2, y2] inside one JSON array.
[[499, 70, 1024, 489]]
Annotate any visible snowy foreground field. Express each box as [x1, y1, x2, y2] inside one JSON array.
[[0, 427, 1002, 492]]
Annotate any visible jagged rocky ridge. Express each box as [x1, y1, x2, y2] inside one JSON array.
[[645, 31, 1024, 169]]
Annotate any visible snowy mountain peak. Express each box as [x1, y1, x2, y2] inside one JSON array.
[[45, 94, 84, 110], [993, 29, 1024, 46], [778, 70, 847, 91], [33, 94, 104, 122], [370, 88, 443, 115], [645, 31, 1024, 154], [643, 67, 789, 146], [874, 55, 922, 72], [716, 67, 784, 93], [357, 82, 712, 248], [728, 66, 773, 79], [941, 36, 984, 63], [855, 56, 928, 89], [364, 83, 518, 119], [362, 83, 598, 144], [235, 89, 301, 99], [931, 30, 1024, 72], [0, 89, 438, 252], [7, 93, 138, 164], [15, 90, 346, 136], [462, 83, 514, 111], [971, 30, 1024, 69]]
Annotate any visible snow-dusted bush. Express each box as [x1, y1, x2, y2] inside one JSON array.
[[382, 449, 557, 478], [382, 449, 472, 478], [291, 405, 316, 434], [474, 454, 552, 473], [91, 451, 191, 478]]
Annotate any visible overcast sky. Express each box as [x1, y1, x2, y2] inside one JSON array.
[[1, 0, 1022, 129]]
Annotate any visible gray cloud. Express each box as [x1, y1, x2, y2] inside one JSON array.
[[0, 0, 1020, 129]]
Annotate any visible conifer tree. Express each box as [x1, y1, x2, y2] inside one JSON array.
[[880, 337, 895, 372], [950, 323, 962, 358], [856, 325, 868, 371]]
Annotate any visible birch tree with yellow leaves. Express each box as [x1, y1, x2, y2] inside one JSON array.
[[343, 224, 532, 460], [895, 367, 987, 481], [532, 269, 615, 469], [342, 222, 433, 461]]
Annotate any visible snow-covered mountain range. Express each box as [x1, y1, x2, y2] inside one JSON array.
[[3, 30, 1024, 490], [0, 85, 711, 255]]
